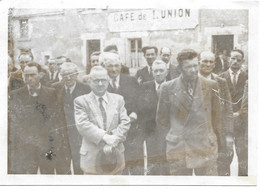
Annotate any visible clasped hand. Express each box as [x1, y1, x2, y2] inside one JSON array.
[[103, 134, 120, 148]]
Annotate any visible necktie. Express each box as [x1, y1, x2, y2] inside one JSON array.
[[187, 83, 193, 97], [51, 72, 54, 80], [99, 97, 107, 130], [66, 87, 70, 95], [112, 77, 117, 89], [149, 66, 153, 75], [157, 84, 161, 97], [232, 71, 237, 87]]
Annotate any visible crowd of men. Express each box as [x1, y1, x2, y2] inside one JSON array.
[[8, 45, 248, 176]]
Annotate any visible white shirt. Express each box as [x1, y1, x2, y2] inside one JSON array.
[[109, 75, 120, 89], [64, 82, 76, 94], [49, 71, 58, 80], [154, 80, 166, 95], [229, 68, 241, 85], [92, 91, 108, 111], [27, 83, 41, 97]]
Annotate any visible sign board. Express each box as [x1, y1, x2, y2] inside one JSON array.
[[108, 9, 199, 32]]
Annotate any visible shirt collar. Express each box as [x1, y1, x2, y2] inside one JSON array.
[[92, 91, 108, 104], [27, 83, 41, 96], [64, 82, 77, 94], [229, 68, 241, 76], [154, 80, 166, 89], [110, 75, 120, 87]]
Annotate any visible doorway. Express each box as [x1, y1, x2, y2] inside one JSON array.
[[212, 35, 234, 56], [86, 39, 100, 74]]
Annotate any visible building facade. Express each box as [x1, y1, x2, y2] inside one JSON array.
[[9, 9, 248, 75]]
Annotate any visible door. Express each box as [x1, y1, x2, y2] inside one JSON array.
[[86, 39, 100, 74], [212, 35, 234, 57]]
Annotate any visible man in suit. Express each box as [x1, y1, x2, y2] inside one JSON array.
[[74, 66, 131, 175], [9, 51, 33, 91], [135, 46, 158, 85], [41, 58, 60, 86], [103, 44, 129, 75], [100, 52, 142, 175], [52, 62, 91, 174], [160, 47, 181, 81], [219, 49, 248, 176], [8, 62, 71, 174], [199, 51, 234, 176], [214, 51, 229, 74], [138, 59, 169, 175], [156, 49, 221, 176]]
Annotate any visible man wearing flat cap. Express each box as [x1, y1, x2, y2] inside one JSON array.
[[74, 66, 131, 174]]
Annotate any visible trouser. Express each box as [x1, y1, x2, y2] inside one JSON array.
[[169, 160, 218, 176], [123, 125, 144, 175], [234, 116, 248, 176], [217, 140, 234, 176]]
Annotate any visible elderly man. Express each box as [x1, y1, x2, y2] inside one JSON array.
[[103, 44, 130, 74], [8, 62, 71, 174], [52, 62, 91, 174], [198, 51, 234, 176], [138, 59, 169, 175], [135, 46, 158, 85], [74, 66, 131, 175], [9, 51, 33, 91], [100, 52, 142, 174], [156, 49, 221, 176], [219, 49, 248, 176], [160, 47, 181, 81]]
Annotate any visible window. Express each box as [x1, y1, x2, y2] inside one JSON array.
[[129, 38, 142, 68], [20, 19, 29, 38]]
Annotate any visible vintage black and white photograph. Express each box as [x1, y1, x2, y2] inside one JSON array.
[[0, 0, 258, 186]]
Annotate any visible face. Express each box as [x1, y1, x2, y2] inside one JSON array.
[[144, 49, 157, 66], [180, 57, 199, 82], [152, 63, 168, 83], [61, 69, 78, 87], [23, 66, 41, 89], [89, 73, 109, 96], [90, 55, 100, 67], [229, 51, 244, 70], [48, 61, 57, 72], [104, 59, 121, 78], [160, 49, 171, 64], [19, 54, 33, 71], [199, 52, 215, 76]]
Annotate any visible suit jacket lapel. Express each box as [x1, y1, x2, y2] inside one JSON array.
[[87, 92, 104, 129], [169, 77, 192, 113], [106, 93, 117, 131]]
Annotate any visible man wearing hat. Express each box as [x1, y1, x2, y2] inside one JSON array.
[[74, 66, 131, 175]]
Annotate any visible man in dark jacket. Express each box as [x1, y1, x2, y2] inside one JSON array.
[[8, 62, 71, 174], [52, 62, 91, 174]]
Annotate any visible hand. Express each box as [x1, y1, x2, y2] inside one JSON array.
[[233, 112, 239, 118], [137, 76, 143, 85], [103, 134, 120, 148], [103, 145, 113, 155], [226, 136, 234, 150]]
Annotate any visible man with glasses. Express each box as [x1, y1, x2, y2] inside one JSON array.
[[219, 49, 248, 176], [52, 62, 91, 174], [74, 66, 130, 174]]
